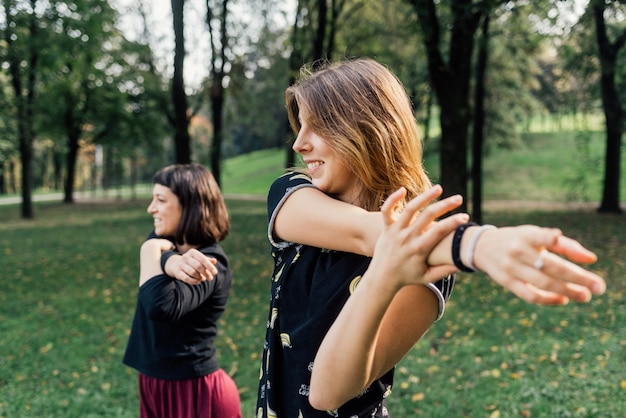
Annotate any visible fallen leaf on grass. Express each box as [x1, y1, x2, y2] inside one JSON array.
[[411, 393, 425, 402], [39, 342, 53, 354]]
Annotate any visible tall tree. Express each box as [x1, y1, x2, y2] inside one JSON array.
[[284, 0, 348, 167], [51, 0, 119, 203], [471, 13, 490, 223], [408, 0, 498, 212], [590, 0, 624, 213], [206, 0, 229, 186], [1, 0, 42, 218], [172, 0, 192, 164]]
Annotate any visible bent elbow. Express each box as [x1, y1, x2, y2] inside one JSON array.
[[308, 390, 342, 412], [308, 379, 354, 412]]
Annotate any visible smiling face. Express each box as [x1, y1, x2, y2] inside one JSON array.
[[147, 184, 183, 237], [292, 112, 361, 205]]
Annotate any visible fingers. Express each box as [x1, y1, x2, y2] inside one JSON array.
[[396, 185, 446, 228], [548, 235, 598, 264], [178, 251, 218, 283], [504, 280, 570, 306], [474, 225, 606, 305], [380, 187, 408, 225], [384, 185, 462, 231], [497, 248, 605, 304], [531, 250, 605, 297]]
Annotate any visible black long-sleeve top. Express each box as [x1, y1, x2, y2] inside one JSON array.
[[123, 239, 233, 380]]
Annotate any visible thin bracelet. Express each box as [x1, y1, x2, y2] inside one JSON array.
[[465, 224, 496, 272], [452, 222, 478, 272]]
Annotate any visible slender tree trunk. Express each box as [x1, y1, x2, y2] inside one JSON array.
[[8, 3, 40, 219], [422, 88, 433, 143], [63, 131, 80, 204], [0, 161, 5, 194], [172, 0, 191, 164], [312, 0, 327, 63], [284, 0, 305, 169], [210, 82, 224, 186], [471, 14, 490, 223], [592, 1, 624, 214], [206, 0, 229, 186], [19, 128, 34, 218]]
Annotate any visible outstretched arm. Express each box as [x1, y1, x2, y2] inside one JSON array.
[[309, 188, 607, 410], [277, 183, 606, 303]]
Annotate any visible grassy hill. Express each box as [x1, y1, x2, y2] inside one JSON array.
[[222, 131, 624, 206]]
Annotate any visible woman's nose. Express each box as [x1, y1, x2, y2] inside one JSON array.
[[292, 130, 308, 153]]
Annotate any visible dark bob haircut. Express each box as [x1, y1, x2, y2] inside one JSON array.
[[153, 163, 230, 246]]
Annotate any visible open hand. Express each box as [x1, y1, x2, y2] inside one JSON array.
[[472, 226, 606, 305]]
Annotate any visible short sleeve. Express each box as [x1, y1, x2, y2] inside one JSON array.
[[425, 274, 455, 320], [266, 172, 316, 248]]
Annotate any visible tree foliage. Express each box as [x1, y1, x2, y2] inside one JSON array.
[[1, 0, 624, 215]]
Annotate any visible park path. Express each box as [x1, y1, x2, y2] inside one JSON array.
[[0, 192, 267, 206], [0, 193, 603, 211]]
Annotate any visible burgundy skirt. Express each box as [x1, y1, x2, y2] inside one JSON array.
[[138, 369, 242, 418]]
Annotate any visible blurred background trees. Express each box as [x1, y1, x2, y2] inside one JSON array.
[[1, 0, 624, 218]]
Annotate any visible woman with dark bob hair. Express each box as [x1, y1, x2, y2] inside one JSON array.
[[124, 163, 241, 418]]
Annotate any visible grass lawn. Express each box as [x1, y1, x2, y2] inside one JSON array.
[[1, 130, 625, 417]]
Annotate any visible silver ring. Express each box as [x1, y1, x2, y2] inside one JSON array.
[[534, 250, 548, 270]]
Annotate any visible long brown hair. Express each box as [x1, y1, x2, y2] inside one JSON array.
[[286, 58, 432, 211], [153, 164, 230, 246]]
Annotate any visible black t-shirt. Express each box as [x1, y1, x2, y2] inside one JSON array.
[[123, 238, 232, 381], [256, 172, 454, 417]]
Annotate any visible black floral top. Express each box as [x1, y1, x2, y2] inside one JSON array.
[[256, 172, 454, 418]]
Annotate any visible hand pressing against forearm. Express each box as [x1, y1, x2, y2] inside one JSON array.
[[164, 248, 218, 285]]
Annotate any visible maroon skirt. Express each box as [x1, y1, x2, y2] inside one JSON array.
[[138, 369, 242, 418]]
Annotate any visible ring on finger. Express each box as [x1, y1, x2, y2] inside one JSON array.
[[533, 249, 548, 270]]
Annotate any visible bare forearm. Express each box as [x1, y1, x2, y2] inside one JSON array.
[[309, 270, 395, 410]]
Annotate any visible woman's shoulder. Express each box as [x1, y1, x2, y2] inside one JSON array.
[[268, 171, 314, 209], [270, 171, 312, 191]]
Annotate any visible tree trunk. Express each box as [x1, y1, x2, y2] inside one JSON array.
[[312, 0, 328, 63], [592, 1, 624, 214], [284, 1, 305, 169], [63, 130, 80, 204], [0, 161, 5, 194], [411, 0, 484, 213], [6, 2, 39, 219], [471, 14, 490, 224], [172, 0, 191, 164], [19, 130, 34, 219], [210, 82, 224, 186], [206, 0, 229, 186]]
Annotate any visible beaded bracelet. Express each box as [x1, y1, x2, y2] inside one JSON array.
[[452, 222, 478, 272], [465, 224, 496, 271]]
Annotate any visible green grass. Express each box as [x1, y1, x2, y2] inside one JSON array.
[[0, 200, 624, 417], [221, 148, 288, 195], [421, 130, 625, 204], [1, 130, 625, 417]]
